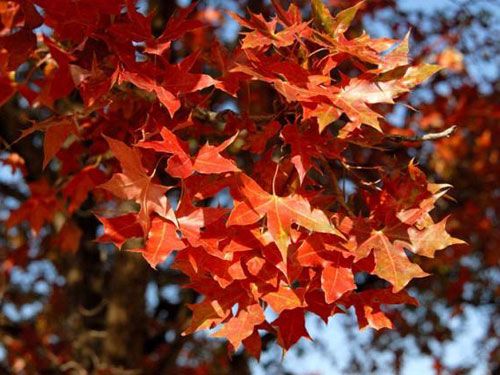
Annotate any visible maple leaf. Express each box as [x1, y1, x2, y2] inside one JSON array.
[[183, 299, 231, 336], [335, 64, 442, 131], [178, 247, 247, 289], [6, 180, 61, 234], [38, 36, 77, 103], [177, 205, 229, 251], [408, 216, 465, 257], [0, 28, 36, 70], [182, 281, 250, 335], [243, 254, 279, 285], [138, 126, 193, 178], [281, 125, 318, 183], [262, 282, 305, 314], [112, 2, 202, 57], [173, 189, 230, 259], [227, 173, 344, 262], [231, 52, 334, 109], [295, 234, 332, 267], [356, 230, 428, 292], [232, 11, 310, 49], [100, 136, 173, 231], [281, 124, 345, 182], [295, 231, 352, 265], [145, 3, 204, 55], [1, 0, 472, 358], [118, 52, 216, 117], [72, 59, 119, 107], [62, 166, 106, 213], [96, 213, 143, 250], [192, 133, 240, 174], [157, 56, 217, 116], [311, 0, 364, 38], [335, 78, 397, 131], [139, 127, 239, 177], [375, 32, 411, 72], [347, 288, 418, 330], [272, 308, 311, 350], [294, 234, 355, 303], [18, 117, 78, 169], [357, 162, 441, 226], [245, 120, 281, 154], [302, 102, 342, 133], [130, 216, 186, 268], [242, 330, 262, 360], [321, 255, 355, 304], [212, 303, 265, 350]]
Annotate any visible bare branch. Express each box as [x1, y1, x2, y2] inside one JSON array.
[[192, 107, 278, 125], [385, 126, 457, 143]]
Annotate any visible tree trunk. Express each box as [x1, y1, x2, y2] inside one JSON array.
[[104, 252, 149, 369]]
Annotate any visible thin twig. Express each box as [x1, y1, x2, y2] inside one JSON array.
[[192, 107, 283, 125], [385, 126, 457, 143]]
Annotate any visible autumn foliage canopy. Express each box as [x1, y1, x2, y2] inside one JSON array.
[[0, 0, 471, 366]]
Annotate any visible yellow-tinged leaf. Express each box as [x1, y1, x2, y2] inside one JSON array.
[[408, 216, 466, 257], [330, 1, 364, 36], [357, 231, 428, 292], [311, 0, 335, 36], [311, 0, 364, 37], [262, 282, 305, 314], [401, 64, 443, 86]]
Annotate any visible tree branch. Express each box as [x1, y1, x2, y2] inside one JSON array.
[[192, 107, 279, 125], [385, 126, 457, 143], [192, 106, 457, 144]]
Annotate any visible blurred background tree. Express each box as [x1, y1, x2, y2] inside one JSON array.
[[0, 0, 497, 374]]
